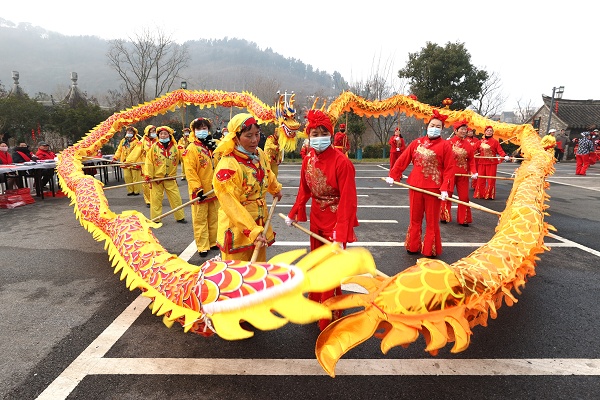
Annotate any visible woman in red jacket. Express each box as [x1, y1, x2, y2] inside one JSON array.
[[0, 141, 18, 190], [388, 127, 406, 169], [473, 126, 509, 200], [286, 109, 358, 330]]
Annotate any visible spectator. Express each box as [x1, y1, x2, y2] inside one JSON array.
[[575, 132, 595, 176], [35, 141, 56, 190], [0, 141, 18, 190], [12, 142, 38, 188], [555, 129, 569, 162]]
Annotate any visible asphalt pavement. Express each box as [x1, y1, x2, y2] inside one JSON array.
[[1, 159, 599, 400]]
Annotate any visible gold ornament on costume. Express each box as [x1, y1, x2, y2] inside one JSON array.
[[414, 143, 441, 185]]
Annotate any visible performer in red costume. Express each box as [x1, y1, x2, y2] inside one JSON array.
[[440, 120, 477, 226], [286, 109, 358, 331], [333, 123, 350, 156], [465, 128, 480, 190], [473, 126, 509, 200], [388, 127, 406, 169], [386, 109, 455, 257]]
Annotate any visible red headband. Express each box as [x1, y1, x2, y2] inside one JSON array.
[[453, 119, 469, 130], [431, 109, 448, 124], [242, 116, 257, 130], [305, 110, 333, 135]]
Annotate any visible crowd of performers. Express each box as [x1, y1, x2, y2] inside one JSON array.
[[108, 109, 525, 329]]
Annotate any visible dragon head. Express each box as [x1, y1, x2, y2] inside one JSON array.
[[275, 92, 301, 152]]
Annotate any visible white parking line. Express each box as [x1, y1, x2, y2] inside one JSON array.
[[62, 357, 600, 376]]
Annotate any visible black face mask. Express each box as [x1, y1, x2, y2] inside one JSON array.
[[340, 129, 345, 133], [18, 146, 29, 151]]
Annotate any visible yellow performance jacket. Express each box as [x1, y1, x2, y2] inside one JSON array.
[[144, 140, 181, 179], [212, 148, 282, 254]]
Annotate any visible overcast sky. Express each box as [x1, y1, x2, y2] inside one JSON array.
[[2, 0, 596, 111]]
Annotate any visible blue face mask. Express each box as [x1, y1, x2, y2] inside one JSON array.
[[236, 145, 258, 161], [195, 129, 209, 139], [149, 133, 157, 139], [310, 136, 331, 153], [427, 127, 442, 138], [159, 138, 170, 144]]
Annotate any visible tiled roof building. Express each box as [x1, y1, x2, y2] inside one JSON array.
[[529, 95, 599, 159]]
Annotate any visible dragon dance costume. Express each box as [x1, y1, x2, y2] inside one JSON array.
[[183, 134, 219, 255], [389, 112, 454, 257], [114, 126, 141, 195], [144, 126, 185, 222], [128, 125, 157, 206], [212, 113, 282, 262], [263, 133, 282, 177], [441, 122, 477, 225], [473, 127, 506, 200], [288, 110, 358, 330]]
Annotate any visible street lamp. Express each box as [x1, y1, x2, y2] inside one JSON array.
[[546, 85, 564, 134], [180, 81, 188, 129]]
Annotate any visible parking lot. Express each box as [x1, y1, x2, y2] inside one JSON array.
[[1, 160, 599, 399]]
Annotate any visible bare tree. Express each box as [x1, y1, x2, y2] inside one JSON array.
[[352, 54, 406, 151], [514, 98, 537, 124], [470, 71, 506, 117], [107, 28, 189, 106]]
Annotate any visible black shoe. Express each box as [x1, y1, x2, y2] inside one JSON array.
[[210, 245, 219, 251], [132, 192, 140, 196], [176, 219, 187, 224], [406, 250, 419, 255], [199, 251, 208, 257], [146, 203, 150, 208], [461, 223, 469, 227], [127, 192, 135, 196], [440, 220, 448, 224], [181, 177, 186, 181]]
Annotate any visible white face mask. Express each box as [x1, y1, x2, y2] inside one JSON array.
[[125, 133, 134, 138], [427, 127, 442, 138], [310, 136, 331, 152], [0, 146, 7, 152], [195, 129, 209, 139], [149, 133, 157, 139]]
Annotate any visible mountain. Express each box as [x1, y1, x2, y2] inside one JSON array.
[[0, 18, 342, 105]]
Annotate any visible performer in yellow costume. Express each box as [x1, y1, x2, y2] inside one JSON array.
[[263, 132, 282, 177], [540, 128, 557, 157], [183, 118, 219, 258], [113, 126, 141, 196], [212, 113, 283, 262], [178, 127, 191, 179], [128, 124, 157, 207], [144, 126, 187, 223]]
